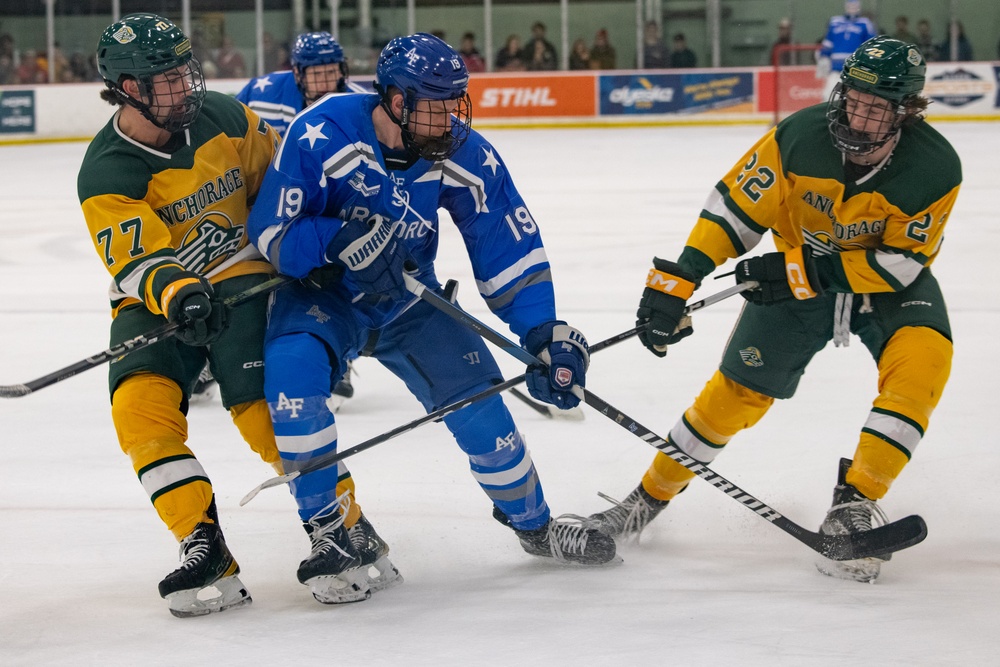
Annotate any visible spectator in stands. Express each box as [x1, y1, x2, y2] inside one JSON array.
[[0, 33, 16, 83], [589, 28, 616, 70], [915, 19, 938, 61], [522, 21, 557, 70], [938, 20, 973, 62], [215, 35, 247, 79], [459, 32, 486, 73], [496, 34, 527, 71], [262, 32, 289, 72], [770, 17, 794, 66], [641, 20, 669, 69], [431, 29, 447, 42], [569, 38, 591, 70], [893, 16, 915, 43], [669, 33, 697, 68], [69, 51, 99, 82], [16, 49, 47, 84]]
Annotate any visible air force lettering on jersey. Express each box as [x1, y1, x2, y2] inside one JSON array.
[[251, 92, 554, 336]]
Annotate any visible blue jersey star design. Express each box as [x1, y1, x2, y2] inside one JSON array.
[[482, 147, 500, 176], [252, 76, 273, 92], [299, 121, 329, 149]]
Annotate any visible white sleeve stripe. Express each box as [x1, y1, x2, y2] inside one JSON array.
[[118, 257, 172, 300], [873, 252, 924, 287], [475, 247, 550, 296], [703, 188, 764, 251]]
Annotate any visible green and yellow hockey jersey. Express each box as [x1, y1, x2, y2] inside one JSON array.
[[78, 91, 280, 316], [678, 104, 962, 293]]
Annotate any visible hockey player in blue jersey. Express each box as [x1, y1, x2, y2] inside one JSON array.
[[248, 32, 618, 603], [236, 31, 367, 138], [818, 1, 877, 97]]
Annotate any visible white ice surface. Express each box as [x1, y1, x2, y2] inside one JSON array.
[[1, 122, 997, 665]]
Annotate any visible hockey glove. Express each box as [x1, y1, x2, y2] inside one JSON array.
[[735, 246, 824, 306], [327, 218, 411, 301], [524, 321, 590, 410], [636, 257, 697, 357], [162, 271, 228, 347]]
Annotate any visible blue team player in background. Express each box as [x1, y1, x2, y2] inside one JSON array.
[[236, 31, 369, 137], [817, 1, 877, 98], [247, 33, 618, 605]]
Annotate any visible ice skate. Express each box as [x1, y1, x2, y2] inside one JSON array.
[[815, 458, 892, 583], [349, 513, 403, 593], [589, 485, 670, 541], [189, 365, 217, 404], [298, 506, 371, 604], [496, 507, 620, 566], [158, 522, 252, 618], [328, 361, 355, 412]]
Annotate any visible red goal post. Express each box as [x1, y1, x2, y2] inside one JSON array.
[[771, 43, 826, 125]]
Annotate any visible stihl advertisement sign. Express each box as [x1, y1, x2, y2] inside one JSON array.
[[467, 74, 596, 118]]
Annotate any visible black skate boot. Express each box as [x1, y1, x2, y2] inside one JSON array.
[[158, 521, 251, 618], [348, 513, 403, 593], [298, 510, 370, 604], [494, 506, 621, 566], [815, 458, 892, 583], [189, 364, 217, 404], [329, 361, 355, 411], [589, 485, 670, 541]]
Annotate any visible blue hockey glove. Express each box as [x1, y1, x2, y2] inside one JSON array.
[[162, 271, 228, 347], [327, 217, 411, 301], [736, 246, 823, 305], [636, 257, 697, 357], [524, 321, 590, 410]]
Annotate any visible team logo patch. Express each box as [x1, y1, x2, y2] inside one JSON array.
[[306, 305, 331, 323], [112, 25, 136, 44], [554, 368, 574, 388], [907, 48, 922, 66], [174, 39, 192, 57], [847, 67, 878, 85], [739, 346, 764, 368]]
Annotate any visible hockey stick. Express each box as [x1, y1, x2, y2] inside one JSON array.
[[239, 322, 645, 506], [403, 274, 928, 561], [0, 274, 293, 399]]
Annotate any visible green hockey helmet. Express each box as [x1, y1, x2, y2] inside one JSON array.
[[827, 37, 926, 158], [96, 13, 206, 133], [839, 36, 926, 105]]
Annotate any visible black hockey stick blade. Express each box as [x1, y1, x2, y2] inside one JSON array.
[[0, 274, 292, 399], [814, 514, 928, 560]]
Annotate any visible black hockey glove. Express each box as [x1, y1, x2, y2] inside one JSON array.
[[736, 246, 824, 306], [524, 321, 590, 410], [636, 257, 697, 358], [163, 272, 228, 346], [326, 218, 412, 301]]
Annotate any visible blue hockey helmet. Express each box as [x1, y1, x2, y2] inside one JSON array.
[[374, 33, 471, 160], [290, 31, 348, 101]]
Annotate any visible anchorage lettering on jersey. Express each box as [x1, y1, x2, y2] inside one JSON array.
[[801, 190, 885, 241], [155, 167, 244, 226]]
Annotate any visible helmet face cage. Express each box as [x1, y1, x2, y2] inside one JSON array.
[[826, 82, 904, 157], [97, 13, 206, 132], [375, 33, 472, 161], [826, 36, 925, 158], [291, 32, 348, 103]]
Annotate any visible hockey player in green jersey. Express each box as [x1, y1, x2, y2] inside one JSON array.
[[591, 36, 958, 583], [78, 13, 396, 616]]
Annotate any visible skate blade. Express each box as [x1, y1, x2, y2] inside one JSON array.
[[363, 556, 404, 593], [307, 569, 372, 604], [815, 557, 882, 583], [165, 575, 252, 618]]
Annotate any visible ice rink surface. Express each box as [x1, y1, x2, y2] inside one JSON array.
[[1, 119, 997, 665]]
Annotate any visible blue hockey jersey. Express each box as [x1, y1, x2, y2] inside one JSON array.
[[235, 71, 369, 137], [247, 93, 556, 339], [819, 15, 877, 71]]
